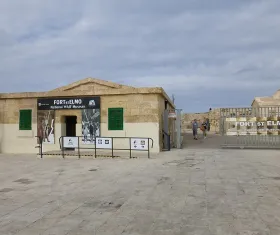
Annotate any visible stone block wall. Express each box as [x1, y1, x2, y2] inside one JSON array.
[[158, 96, 176, 149], [0, 94, 160, 125], [0, 93, 167, 153], [0, 100, 4, 152], [101, 94, 160, 124], [64, 83, 116, 93], [3, 98, 37, 124], [0, 77, 176, 153], [0, 99, 4, 124]]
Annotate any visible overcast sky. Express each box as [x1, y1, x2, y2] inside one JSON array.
[[1, 0, 280, 112]]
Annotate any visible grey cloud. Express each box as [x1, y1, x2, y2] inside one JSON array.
[[0, 0, 280, 112]]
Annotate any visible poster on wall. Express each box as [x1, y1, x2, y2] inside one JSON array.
[[82, 109, 100, 144], [37, 110, 55, 144]]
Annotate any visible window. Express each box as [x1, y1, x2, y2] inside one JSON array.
[[108, 108, 123, 130], [19, 109, 32, 130]]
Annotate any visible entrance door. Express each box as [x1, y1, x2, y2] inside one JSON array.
[[65, 116, 77, 137], [64, 116, 77, 151]]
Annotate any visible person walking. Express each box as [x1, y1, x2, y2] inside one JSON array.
[[206, 118, 210, 131], [201, 118, 208, 139], [192, 119, 198, 140]]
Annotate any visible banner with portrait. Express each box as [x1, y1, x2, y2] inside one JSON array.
[[81, 109, 100, 144], [37, 110, 55, 144]]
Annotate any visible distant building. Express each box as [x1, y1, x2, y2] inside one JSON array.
[[252, 90, 280, 107]]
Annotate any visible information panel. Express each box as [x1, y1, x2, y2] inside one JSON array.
[[131, 138, 148, 150], [96, 137, 113, 149], [63, 137, 79, 148]]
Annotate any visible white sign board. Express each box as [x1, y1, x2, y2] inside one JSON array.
[[168, 111, 176, 119], [131, 138, 148, 150], [63, 137, 78, 148], [96, 137, 112, 149]]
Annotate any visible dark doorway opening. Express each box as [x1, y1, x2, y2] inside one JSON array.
[[64, 116, 77, 151], [65, 116, 77, 137]]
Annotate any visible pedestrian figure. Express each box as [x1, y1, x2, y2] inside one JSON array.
[[201, 118, 208, 139], [192, 119, 198, 140], [89, 122, 94, 143], [37, 118, 44, 144], [42, 119, 50, 142], [83, 126, 89, 143], [206, 118, 210, 131]]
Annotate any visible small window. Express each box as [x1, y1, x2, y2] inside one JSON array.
[[19, 109, 32, 130], [108, 108, 123, 130]]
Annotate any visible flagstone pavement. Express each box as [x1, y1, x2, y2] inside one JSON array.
[[1, 148, 280, 234]]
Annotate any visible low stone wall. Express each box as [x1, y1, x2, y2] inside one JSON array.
[[182, 108, 220, 133]]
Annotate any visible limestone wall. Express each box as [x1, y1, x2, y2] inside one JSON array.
[[0, 93, 164, 153], [181, 108, 220, 133], [3, 98, 38, 124], [102, 94, 159, 123], [158, 96, 176, 149], [1, 94, 160, 125], [0, 100, 4, 153], [63, 83, 117, 93]]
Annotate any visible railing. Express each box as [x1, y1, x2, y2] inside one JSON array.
[[162, 130, 170, 151], [35, 136, 43, 158], [222, 135, 280, 149], [220, 106, 280, 149], [36, 136, 154, 159]]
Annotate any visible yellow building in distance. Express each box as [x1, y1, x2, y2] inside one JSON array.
[[252, 90, 280, 107]]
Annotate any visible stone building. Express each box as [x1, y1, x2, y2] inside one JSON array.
[[250, 89, 280, 117], [0, 78, 175, 154], [252, 89, 280, 107]]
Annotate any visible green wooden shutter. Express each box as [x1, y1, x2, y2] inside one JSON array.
[[108, 108, 123, 130], [19, 110, 32, 130]]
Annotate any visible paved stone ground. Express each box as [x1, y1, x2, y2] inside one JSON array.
[[1, 148, 280, 235], [182, 133, 224, 149]]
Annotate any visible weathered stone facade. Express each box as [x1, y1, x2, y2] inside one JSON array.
[[0, 78, 175, 153], [252, 89, 280, 107], [1, 94, 162, 125], [0, 78, 174, 125]]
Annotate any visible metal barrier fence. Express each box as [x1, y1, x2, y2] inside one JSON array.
[[220, 106, 280, 149], [35, 136, 154, 159], [222, 135, 280, 149]]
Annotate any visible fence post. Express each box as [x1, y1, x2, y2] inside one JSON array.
[[176, 109, 182, 149], [148, 138, 150, 159], [62, 137, 65, 159], [111, 138, 114, 158], [94, 136, 97, 158], [78, 136, 80, 159], [129, 137, 132, 158], [40, 137, 43, 159]]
